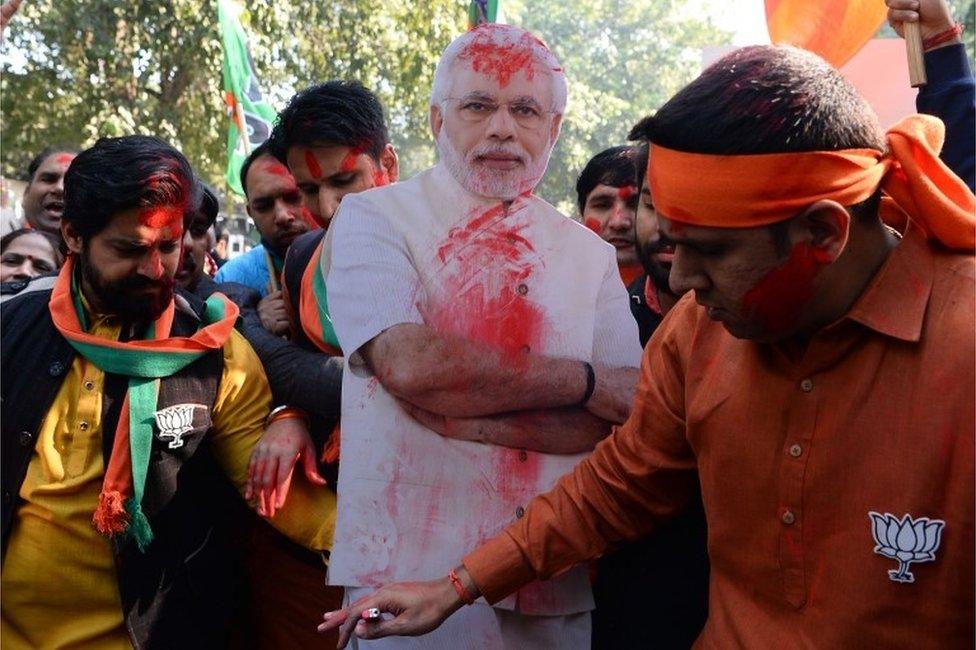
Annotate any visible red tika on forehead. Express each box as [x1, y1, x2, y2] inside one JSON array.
[[55, 153, 76, 165], [458, 25, 562, 88], [261, 158, 294, 179], [304, 150, 324, 180], [340, 148, 363, 173], [139, 205, 183, 230]]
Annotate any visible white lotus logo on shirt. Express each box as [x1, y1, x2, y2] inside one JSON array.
[[153, 404, 205, 449], [868, 511, 945, 584]]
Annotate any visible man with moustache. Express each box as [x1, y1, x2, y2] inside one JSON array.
[[320, 24, 641, 648], [19, 147, 77, 239], [322, 44, 975, 648], [215, 142, 310, 336], [0, 135, 335, 648]]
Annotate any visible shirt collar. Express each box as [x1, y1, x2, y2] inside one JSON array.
[[843, 223, 934, 343]]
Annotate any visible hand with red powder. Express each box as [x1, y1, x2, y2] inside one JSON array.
[[246, 417, 326, 518]]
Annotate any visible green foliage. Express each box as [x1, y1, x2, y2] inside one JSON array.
[[1, 0, 728, 212]]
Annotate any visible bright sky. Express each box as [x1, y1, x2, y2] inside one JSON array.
[[701, 0, 772, 45]]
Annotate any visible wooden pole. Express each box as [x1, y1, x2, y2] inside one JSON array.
[[905, 21, 927, 88]]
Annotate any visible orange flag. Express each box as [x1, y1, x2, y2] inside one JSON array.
[[765, 0, 886, 68]]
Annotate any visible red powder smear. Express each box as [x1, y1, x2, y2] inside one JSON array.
[[340, 147, 363, 173], [584, 218, 601, 234], [741, 242, 825, 333], [617, 185, 635, 200], [301, 206, 325, 229], [458, 29, 538, 88], [372, 169, 389, 187], [55, 153, 76, 165], [261, 158, 294, 179], [430, 202, 545, 359], [304, 150, 323, 180], [140, 205, 183, 230]]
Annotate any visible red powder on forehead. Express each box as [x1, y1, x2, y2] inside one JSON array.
[[261, 158, 293, 179], [617, 185, 635, 200], [301, 206, 325, 229], [55, 153, 75, 165], [584, 218, 601, 234], [340, 148, 363, 173], [741, 242, 826, 334], [304, 151, 323, 180], [458, 26, 558, 88], [140, 205, 183, 230]]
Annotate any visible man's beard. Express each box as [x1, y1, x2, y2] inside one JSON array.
[[436, 130, 551, 200], [635, 234, 675, 299], [79, 253, 174, 325]]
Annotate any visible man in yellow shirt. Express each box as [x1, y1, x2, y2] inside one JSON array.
[[0, 135, 335, 648]]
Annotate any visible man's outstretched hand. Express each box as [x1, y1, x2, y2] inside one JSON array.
[[319, 569, 479, 648]]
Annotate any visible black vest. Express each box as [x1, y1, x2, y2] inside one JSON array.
[[1, 279, 250, 649], [282, 228, 327, 352]]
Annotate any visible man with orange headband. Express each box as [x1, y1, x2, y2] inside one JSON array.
[[320, 44, 975, 647], [0, 136, 335, 648]]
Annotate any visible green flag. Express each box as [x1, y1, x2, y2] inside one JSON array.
[[218, 0, 277, 195], [468, 0, 500, 29]]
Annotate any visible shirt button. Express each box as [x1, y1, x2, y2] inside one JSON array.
[[48, 361, 66, 376], [516, 506, 525, 519], [518, 450, 528, 462], [18, 431, 33, 447], [521, 345, 531, 354], [84, 380, 95, 391], [781, 510, 796, 525], [79, 421, 90, 431], [799, 378, 813, 392], [516, 283, 528, 296], [788, 444, 803, 458]]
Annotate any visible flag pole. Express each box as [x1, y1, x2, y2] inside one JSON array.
[[904, 21, 927, 87]]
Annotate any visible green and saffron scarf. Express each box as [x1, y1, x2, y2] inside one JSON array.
[[48, 256, 239, 551]]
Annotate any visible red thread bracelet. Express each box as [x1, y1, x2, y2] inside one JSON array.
[[448, 569, 474, 605], [923, 22, 964, 50]]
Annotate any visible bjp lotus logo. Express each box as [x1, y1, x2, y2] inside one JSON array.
[[868, 511, 945, 584], [153, 404, 205, 449]]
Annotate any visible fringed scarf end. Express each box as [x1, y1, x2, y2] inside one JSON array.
[[92, 490, 128, 536], [125, 498, 155, 553]]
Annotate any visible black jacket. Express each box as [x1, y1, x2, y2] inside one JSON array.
[[1, 276, 250, 649]]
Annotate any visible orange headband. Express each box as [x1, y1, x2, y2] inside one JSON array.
[[648, 114, 975, 251]]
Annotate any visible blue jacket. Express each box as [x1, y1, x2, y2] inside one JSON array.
[[919, 43, 975, 191], [214, 244, 276, 298]]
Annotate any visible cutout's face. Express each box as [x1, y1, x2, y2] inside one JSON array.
[[286, 144, 397, 227], [431, 60, 561, 199], [63, 204, 183, 322], [0, 232, 58, 282], [582, 183, 639, 267], [23, 152, 75, 234], [244, 155, 309, 253]]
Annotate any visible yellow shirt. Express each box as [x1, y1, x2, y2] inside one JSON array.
[[1, 309, 337, 649]]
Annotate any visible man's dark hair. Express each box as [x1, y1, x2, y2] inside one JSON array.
[[198, 184, 219, 226], [629, 45, 884, 225], [239, 141, 273, 200], [62, 135, 199, 240], [26, 146, 80, 182], [575, 146, 639, 214], [269, 80, 390, 162]]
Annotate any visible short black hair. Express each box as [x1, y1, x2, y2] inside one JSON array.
[[1, 228, 64, 266], [26, 146, 80, 182], [631, 45, 884, 223], [239, 141, 273, 199], [62, 135, 199, 240], [575, 146, 639, 214], [198, 184, 219, 226], [269, 80, 389, 162]]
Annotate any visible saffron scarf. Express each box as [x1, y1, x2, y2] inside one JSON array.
[[648, 114, 976, 251], [295, 238, 342, 355], [48, 256, 239, 551]]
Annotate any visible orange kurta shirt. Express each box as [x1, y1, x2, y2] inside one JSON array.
[[464, 225, 975, 647]]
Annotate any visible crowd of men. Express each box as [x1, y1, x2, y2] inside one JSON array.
[[1, 0, 974, 647]]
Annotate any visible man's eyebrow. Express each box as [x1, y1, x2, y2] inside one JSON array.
[[459, 91, 495, 102], [509, 95, 542, 107]]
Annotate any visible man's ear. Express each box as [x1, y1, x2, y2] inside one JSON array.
[[61, 220, 83, 255], [790, 199, 850, 264], [549, 113, 563, 145], [429, 104, 443, 140], [380, 144, 400, 183]]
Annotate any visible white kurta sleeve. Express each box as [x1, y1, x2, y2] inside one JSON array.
[[591, 247, 643, 368], [324, 193, 425, 361]]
